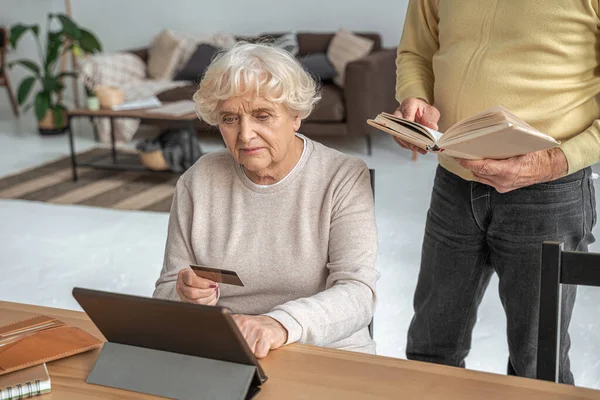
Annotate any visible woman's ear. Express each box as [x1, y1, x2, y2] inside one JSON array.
[[293, 114, 301, 132]]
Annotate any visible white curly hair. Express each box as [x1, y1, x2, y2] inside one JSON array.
[[193, 42, 321, 125]]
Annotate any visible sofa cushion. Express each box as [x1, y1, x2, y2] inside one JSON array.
[[173, 44, 219, 82], [327, 29, 374, 87], [297, 32, 381, 56], [235, 32, 299, 56], [148, 30, 184, 80], [300, 53, 337, 81], [156, 84, 198, 103], [272, 32, 299, 55], [306, 84, 345, 122], [157, 83, 344, 123], [172, 32, 237, 72]]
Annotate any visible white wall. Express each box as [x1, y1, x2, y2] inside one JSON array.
[[0, 0, 408, 116], [1, 0, 67, 118]]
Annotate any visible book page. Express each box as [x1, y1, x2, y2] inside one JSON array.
[[366, 120, 431, 150], [377, 113, 442, 143], [443, 125, 559, 159]]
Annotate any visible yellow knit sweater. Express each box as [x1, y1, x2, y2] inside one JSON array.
[[396, 0, 600, 179]]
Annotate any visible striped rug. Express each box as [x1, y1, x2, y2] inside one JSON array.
[[0, 148, 179, 212]]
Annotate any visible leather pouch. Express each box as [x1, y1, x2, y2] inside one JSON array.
[[0, 315, 102, 375]]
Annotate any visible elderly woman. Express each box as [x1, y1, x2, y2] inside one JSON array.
[[153, 43, 378, 358]]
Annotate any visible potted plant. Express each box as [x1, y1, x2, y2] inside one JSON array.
[[85, 85, 99, 111], [9, 13, 102, 134]]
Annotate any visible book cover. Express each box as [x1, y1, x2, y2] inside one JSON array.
[[0, 364, 50, 400]]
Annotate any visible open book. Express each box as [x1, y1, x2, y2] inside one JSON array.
[[367, 106, 560, 159]]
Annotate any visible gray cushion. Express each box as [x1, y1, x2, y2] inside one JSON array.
[[300, 53, 337, 82], [174, 44, 219, 82]]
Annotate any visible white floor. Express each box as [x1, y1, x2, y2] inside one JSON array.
[[1, 110, 599, 390]]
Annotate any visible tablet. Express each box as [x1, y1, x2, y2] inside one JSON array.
[[72, 287, 267, 386]]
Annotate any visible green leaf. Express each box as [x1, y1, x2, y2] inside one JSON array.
[[17, 76, 36, 105], [9, 24, 40, 48], [52, 105, 65, 127], [34, 92, 50, 121], [9, 24, 28, 48], [9, 59, 40, 75], [57, 14, 81, 40], [43, 77, 61, 92], [78, 28, 102, 53], [45, 31, 63, 69]]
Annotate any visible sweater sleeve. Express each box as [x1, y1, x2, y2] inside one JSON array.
[[560, 117, 600, 174], [395, 0, 440, 104], [153, 178, 196, 301], [265, 163, 379, 346]]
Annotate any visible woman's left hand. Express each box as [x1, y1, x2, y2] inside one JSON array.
[[232, 315, 288, 358]]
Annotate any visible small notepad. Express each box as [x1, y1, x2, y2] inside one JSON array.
[[0, 363, 51, 400]]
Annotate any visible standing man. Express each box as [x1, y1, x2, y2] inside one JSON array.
[[395, 0, 599, 382]]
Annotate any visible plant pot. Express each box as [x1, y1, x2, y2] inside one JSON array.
[[138, 149, 169, 171], [95, 85, 124, 108], [86, 96, 100, 111], [38, 109, 68, 135]]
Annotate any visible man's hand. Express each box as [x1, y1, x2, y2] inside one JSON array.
[[176, 268, 218, 305], [232, 315, 288, 359], [457, 148, 569, 193], [393, 97, 441, 155]]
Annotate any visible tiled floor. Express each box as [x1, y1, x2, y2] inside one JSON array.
[[1, 110, 599, 389]]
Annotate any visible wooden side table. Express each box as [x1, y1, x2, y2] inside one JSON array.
[[66, 107, 199, 181]]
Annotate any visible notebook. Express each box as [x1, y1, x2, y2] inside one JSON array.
[[0, 364, 50, 400], [367, 105, 560, 159], [0, 315, 103, 376]]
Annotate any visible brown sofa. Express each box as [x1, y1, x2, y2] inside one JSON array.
[[129, 32, 397, 155]]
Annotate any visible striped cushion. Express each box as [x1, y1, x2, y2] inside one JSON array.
[[326, 29, 374, 87], [148, 30, 184, 80], [272, 32, 299, 56]]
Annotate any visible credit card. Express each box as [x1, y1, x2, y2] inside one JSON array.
[[190, 265, 245, 287]]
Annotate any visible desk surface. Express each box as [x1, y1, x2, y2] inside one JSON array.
[[1, 300, 598, 400]]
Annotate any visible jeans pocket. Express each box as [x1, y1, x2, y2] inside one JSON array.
[[535, 179, 583, 192]]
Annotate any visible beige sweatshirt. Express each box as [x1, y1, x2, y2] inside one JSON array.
[[153, 136, 378, 354], [396, 0, 600, 179]]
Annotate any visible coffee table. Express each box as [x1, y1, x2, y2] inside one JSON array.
[[66, 107, 199, 181]]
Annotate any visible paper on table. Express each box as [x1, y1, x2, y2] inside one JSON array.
[[111, 97, 162, 111], [146, 100, 197, 116]]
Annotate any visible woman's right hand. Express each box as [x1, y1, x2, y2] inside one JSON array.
[[393, 97, 441, 155], [176, 268, 219, 305]]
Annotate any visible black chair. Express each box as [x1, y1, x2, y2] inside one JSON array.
[[536, 241, 600, 382], [368, 168, 375, 339]]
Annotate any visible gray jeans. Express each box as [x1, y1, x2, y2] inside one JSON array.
[[407, 165, 596, 383]]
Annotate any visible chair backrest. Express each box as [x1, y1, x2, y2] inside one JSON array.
[[536, 241, 600, 382]]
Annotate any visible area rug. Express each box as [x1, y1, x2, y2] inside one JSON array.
[[0, 148, 179, 212]]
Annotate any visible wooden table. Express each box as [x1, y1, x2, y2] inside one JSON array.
[[1, 301, 599, 400], [66, 107, 198, 181]]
